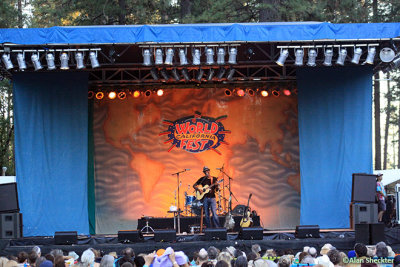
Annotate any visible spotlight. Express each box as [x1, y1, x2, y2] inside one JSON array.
[[150, 68, 159, 80], [75, 52, 85, 69], [155, 48, 163, 65], [108, 91, 117, 99], [336, 48, 347, 66], [246, 47, 255, 59], [143, 49, 152, 66], [283, 89, 291, 96], [156, 89, 164, 96], [171, 68, 180, 81], [144, 90, 152, 97], [217, 48, 225, 65], [226, 68, 235, 81], [1, 54, 13, 70], [364, 47, 376, 65], [323, 48, 333, 66], [192, 48, 201, 65], [276, 49, 289, 66], [160, 68, 170, 81], [225, 89, 232, 96], [260, 90, 269, 97], [88, 91, 95, 99], [196, 68, 204, 81], [228, 47, 237, 64], [380, 47, 395, 63], [207, 68, 215, 81], [351, 47, 362, 64], [179, 49, 188, 65], [165, 48, 174, 65], [217, 67, 226, 80], [31, 53, 43, 71], [294, 49, 304, 66], [307, 49, 317, 67], [206, 47, 214, 65], [247, 89, 255, 96], [237, 89, 245, 97], [16, 53, 26, 71], [272, 89, 280, 97], [133, 90, 141, 98], [46, 53, 56, 70], [89, 51, 100, 68], [182, 68, 190, 81], [60, 52, 69, 70], [95, 92, 104, 100], [117, 91, 126, 100]]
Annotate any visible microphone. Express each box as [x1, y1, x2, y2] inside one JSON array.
[[184, 169, 191, 171]]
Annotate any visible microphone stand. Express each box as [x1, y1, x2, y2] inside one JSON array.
[[171, 169, 190, 233], [219, 168, 238, 212]]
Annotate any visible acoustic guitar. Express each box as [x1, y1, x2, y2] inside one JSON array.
[[240, 193, 253, 227], [195, 179, 223, 200]]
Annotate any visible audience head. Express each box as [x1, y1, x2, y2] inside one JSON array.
[[354, 243, 367, 257], [198, 248, 208, 264], [54, 256, 65, 267], [216, 261, 229, 267], [32, 247, 41, 258], [50, 250, 63, 259], [120, 263, 133, 267], [217, 252, 232, 267], [278, 255, 292, 267], [308, 247, 317, 258], [81, 249, 95, 267], [38, 260, 53, 267], [17, 252, 28, 264], [28, 251, 38, 265], [0, 257, 8, 267], [375, 242, 388, 258], [35, 256, 47, 267], [301, 256, 315, 265], [207, 246, 219, 260], [234, 255, 247, 267], [327, 249, 341, 265], [44, 255, 54, 263], [100, 255, 114, 267]]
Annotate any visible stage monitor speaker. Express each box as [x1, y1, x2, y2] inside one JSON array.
[[154, 229, 176, 242], [54, 231, 77, 245], [351, 203, 378, 229], [295, 225, 320, 238], [370, 223, 385, 244], [239, 227, 263, 240], [0, 213, 22, 239], [204, 228, 227, 240], [118, 230, 143, 243], [355, 224, 370, 244], [0, 183, 19, 213], [352, 173, 377, 203]]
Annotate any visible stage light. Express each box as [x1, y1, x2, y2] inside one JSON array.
[[16, 53, 26, 71], [323, 48, 333, 66], [380, 47, 395, 62], [217, 67, 226, 80], [283, 89, 291, 96], [207, 68, 215, 81], [156, 89, 164, 96], [89, 51, 100, 68], [95, 92, 104, 100], [160, 68, 170, 81], [217, 48, 225, 65], [276, 49, 289, 66], [143, 49, 152, 66], [351, 47, 362, 64], [206, 48, 214, 65], [225, 89, 232, 96], [192, 48, 201, 65], [247, 89, 255, 96], [1, 54, 13, 70], [133, 90, 141, 98], [60, 52, 69, 70], [392, 57, 400, 69], [228, 47, 237, 64], [155, 48, 163, 65], [307, 49, 317, 67], [196, 68, 204, 81], [272, 89, 280, 97], [117, 91, 126, 100], [108, 91, 117, 99], [261, 90, 269, 97], [150, 68, 159, 80], [165, 48, 174, 65], [336, 48, 347, 66], [88, 91, 95, 99], [46, 53, 56, 70], [182, 68, 190, 81], [171, 68, 180, 81], [246, 47, 255, 59], [31, 53, 43, 71], [237, 89, 245, 97], [75, 52, 85, 69], [144, 90, 152, 97], [226, 68, 235, 81], [364, 47, 376, 65], [294, 49, 304, 66], [179, 49, 188, 65]]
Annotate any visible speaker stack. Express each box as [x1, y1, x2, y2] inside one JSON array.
[[0, 183, 22, 239]]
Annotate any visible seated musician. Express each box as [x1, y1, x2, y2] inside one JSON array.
[[193, 166, 220, 228]]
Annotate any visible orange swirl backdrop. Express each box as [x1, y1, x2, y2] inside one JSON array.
[[93, 88, 300, 234]]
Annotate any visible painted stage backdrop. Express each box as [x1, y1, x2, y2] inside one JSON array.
[[93, 88, 300, 234]]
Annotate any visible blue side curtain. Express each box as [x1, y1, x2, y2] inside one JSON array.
[[14, 72, 89, 236], [297, 66, 373, 228]]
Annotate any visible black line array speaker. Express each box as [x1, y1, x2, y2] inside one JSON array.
[[239, 227, 263, 240], [295, 225, 320, 238], [204, 228, 227, 240], [118, 230, 143, 243], [355, 223, 370, 244], [0, 213, 22, 239], [54, 231, 77, 245], [154, 229, 176, 242], [370, 223, 385, 244]]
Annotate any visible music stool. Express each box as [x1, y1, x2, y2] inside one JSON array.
[[204, 228, 227, 240]]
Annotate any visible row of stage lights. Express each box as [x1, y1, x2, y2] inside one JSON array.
[[0, 49, 101, 71], [88, 87, 297, 100]]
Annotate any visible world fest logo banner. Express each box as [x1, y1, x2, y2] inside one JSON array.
[[159, 112, 231, 154]]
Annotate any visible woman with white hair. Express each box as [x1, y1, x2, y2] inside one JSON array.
[[99, 255, 114, 267], [81, 249, 95, 267]]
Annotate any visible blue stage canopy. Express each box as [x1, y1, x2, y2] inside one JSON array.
[[1, 22, 400, 45]]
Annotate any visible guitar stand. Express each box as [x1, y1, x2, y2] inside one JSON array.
[[141, 217, 154, 234]]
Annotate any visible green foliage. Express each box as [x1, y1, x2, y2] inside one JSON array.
[[0, 80, 14, 175], [0, 0, 19, 28]]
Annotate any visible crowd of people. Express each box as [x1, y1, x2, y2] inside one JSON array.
[[0, 241, 398, 267]]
